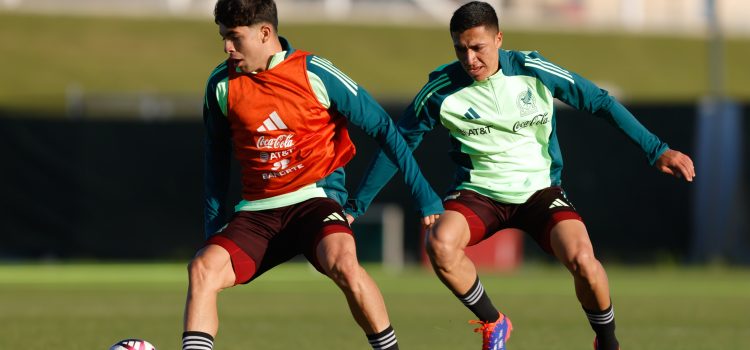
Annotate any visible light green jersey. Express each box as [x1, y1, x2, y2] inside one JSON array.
[[346, 49, 668, 216]]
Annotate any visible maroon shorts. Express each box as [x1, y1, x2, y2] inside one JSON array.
[[205, 197, 352, 285], [443, 187, 582, 254]]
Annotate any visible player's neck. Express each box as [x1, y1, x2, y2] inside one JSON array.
[[256, 39, 284, 73]]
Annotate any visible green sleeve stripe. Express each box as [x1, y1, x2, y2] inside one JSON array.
[[414, 74, 449, 112], [524, 62, 574, 84], [309, 56, 358, 96], [525, 57, 572, 79], [415, 80, 451, 117], [310, 57, 356, 87], [524, 57, 574, 84]]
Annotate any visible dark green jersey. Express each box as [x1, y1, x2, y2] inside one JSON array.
[[346, 49, 668, 217]]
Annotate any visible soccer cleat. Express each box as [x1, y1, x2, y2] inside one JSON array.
[[470, 313, 513, 350], [593, 337, 620, 350]]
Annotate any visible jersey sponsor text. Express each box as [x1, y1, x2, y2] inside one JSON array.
[[458, 125, 492, 136], [262, 163, 304, 180], [260, 148, 295, 162], [256, 134, 295, 150], [512, 112, 549, 133]]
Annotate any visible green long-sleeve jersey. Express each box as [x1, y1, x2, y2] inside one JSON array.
[[346, 49, 668, 217]]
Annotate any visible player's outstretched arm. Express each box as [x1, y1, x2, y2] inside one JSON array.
[[654, 148, 695, 182]]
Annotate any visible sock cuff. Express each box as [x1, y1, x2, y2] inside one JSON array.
[[584, 304, 615, 325], [458, 276, 484, 306], [183, 331, 214, 341], [182, 331, 214, 350], [367, 325, 397, 350]]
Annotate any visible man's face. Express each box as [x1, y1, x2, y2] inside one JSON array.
[[451, 26, 503, 81], [219, 23, 267, 73]]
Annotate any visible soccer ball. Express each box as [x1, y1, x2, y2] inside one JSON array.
[[109, 339, 157, 350]]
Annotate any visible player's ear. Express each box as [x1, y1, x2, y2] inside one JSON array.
[[496, 31, 503, 48], [259, 23, 273, 43]]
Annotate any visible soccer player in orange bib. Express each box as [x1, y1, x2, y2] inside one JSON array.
[[181, 1, 442, 349]]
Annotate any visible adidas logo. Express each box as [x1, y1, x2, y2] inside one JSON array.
[[257, 111, 288, 132], [323, 212, 346, 223], [463, 107, 482, 120], [549, 198, 569, 209]]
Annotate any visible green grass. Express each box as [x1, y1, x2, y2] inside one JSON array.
[[1, 12, 749, 115], [0, 263, 748, 349]]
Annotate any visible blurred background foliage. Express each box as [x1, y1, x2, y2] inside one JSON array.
[[1, 12, 748, 116]]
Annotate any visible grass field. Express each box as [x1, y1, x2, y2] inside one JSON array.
[[0, 263, 748, 350], [1, 12, 749, 114]]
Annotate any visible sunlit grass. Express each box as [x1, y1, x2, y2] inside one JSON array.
[[0, 262, 748, 349]]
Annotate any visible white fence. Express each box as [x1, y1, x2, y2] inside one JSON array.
[[3, 0, 750, 36]]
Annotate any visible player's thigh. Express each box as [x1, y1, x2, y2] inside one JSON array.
[[439, 190, 501, 248], [513, 186, 584, 254], [205, 211, 279, 285], [284, 198, 354, 274], [548, 219, 594, 263], [190, 244, 236, 289], [315, 231, 358, 274]]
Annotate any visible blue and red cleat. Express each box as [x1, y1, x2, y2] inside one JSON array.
[[470, 313, 512, 350]]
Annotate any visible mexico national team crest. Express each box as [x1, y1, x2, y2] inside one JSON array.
[[517, 87, 538, 117]]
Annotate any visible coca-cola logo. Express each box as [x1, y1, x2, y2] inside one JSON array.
[[256, 134, 295, 150], [512, 113, 549, 133]]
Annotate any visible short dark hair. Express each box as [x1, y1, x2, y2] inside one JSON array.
[[214, 0, 278, 31], [449, 1, 499, 34]]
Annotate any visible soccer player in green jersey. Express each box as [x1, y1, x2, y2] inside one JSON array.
[[345, 2, 695, 350]]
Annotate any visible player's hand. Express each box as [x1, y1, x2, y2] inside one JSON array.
[[654, 148, 695, 182], [422, 214, 440, 229], [346, 213, 355, 224]]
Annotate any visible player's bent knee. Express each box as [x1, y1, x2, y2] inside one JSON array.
[[328, 257, 365, 292], [327, 252, 360, 281], [426, 232, 460, 263], [570, 252, 601, 281], [187, 258, 211, 289], [188, 247, 234, 291]]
